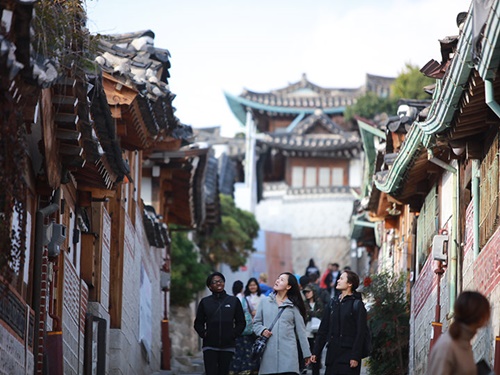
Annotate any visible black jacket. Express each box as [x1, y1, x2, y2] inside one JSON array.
[[194, 291, 246, 349], [313, 294, 367, 374]]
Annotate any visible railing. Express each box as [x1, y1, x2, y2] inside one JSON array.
[[263, 182, 351, 196]]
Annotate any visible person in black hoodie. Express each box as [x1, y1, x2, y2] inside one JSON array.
[[310, 270, 367, 375], [194, 272, 246, 375]]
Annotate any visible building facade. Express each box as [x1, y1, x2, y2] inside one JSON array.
[[226, 74, 393, 276], [0, 4, 218, 374], [352, 2, 500, 373]]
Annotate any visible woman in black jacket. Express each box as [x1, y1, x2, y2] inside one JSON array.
[[311, 270, 367, 375], [194, 272, 246, 375]]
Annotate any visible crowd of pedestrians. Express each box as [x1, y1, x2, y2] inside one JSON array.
[[193, 261, 492, 375]]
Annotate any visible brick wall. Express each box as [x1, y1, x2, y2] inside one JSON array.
[[409, 200, 500, 374]]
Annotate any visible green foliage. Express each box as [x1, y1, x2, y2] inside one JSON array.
[[345, 62, 433, 122], [390, 62, 434, 100], [363, 271, 410, 375], [344, 92, 397, 121], [197, 194, 259, 271], [170, 227, 211, 307]]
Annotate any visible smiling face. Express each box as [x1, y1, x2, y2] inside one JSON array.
[[209, 276, 225, 293], [274, 274, 291, 293], [248, 280, 259, 293]]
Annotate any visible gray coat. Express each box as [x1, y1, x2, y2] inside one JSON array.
[[253, 294, 311, 375]]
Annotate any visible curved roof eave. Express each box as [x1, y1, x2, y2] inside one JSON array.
[[224, 91, 345, 126], [374, 125, 430, 194], [416, 5, 473, 136], [375, 5, 474, 195], [476, 0, 500, 80]]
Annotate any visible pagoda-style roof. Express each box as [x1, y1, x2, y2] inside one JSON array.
[[259, 110, 361, 157], [225, 73, 394, 125]]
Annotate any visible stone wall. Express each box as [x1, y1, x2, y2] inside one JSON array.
[[170, 303, 199, 358], [255, 192, 355, 274], [0, 324, 34, 375]]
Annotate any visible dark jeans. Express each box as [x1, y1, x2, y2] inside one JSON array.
[[203, 349, 234, 375]]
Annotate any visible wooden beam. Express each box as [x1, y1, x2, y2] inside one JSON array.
[[108, 189, 125, 328]]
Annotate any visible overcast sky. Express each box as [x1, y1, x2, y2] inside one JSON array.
[[86, 0, 471, 136]]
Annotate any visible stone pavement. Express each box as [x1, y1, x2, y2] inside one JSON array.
[[153, 353, 369, 375]]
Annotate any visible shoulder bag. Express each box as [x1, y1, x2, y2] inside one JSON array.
[[251, 306, 287, 360]]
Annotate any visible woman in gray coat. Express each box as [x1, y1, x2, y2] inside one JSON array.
[[253, 272, 311, 375]]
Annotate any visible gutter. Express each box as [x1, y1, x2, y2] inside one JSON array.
[[33, 188, 61, 368]]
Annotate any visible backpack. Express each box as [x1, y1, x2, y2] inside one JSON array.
[[352, 299, 373, 358]]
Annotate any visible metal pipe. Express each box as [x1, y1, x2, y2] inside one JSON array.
[[485, 80, 500, 118], [33, 188, 61, 370], [472, 160, 480, 258], [449, 167, 459, 315]]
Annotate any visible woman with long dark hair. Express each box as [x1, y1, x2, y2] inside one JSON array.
[[427, 291, 491, 375], [253, 272, 311, 375], [244, 277, 262, 319]]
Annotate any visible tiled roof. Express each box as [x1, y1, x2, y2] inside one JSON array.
[[240, 73, 361, 109], [1, 1, 59, 89], [226, 73, 394, 125], [95, 30, 171, 100], [259, 132, 361, 157], [95, 30, 192, 145], [259, 110, 361, 155], [291, 110, 347, 135]]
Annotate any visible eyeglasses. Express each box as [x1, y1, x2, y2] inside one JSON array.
[[211, 279, 224, 285]]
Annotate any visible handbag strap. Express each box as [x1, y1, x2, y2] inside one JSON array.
[[245, 296, 253, 314], [268, 306, 287, 331]]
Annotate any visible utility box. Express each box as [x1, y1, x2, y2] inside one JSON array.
[[432, 234, 448, 262]]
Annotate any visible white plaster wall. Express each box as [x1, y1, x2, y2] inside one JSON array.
[[108, 207, 163, 375], [255, 192, 355, 274], [440, 169, 454, 229], [255, 193, 355, 238]]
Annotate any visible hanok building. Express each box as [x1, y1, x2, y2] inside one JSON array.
[[225, 74, 393, 277]]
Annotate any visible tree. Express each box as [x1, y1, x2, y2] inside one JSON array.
[[362, 271, 410, 375], [345, 62, 434, 122], [344, 92, 397, 121], [170, 227, 211, 306], [197, 194, 259, 271], [391, 62, 434, 100]]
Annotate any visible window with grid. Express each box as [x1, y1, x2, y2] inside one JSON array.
[[479, 134, 499, 247], [416, 185, 438, 271]]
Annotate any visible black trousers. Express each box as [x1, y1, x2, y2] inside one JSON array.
[[203, 349, 234, 375], [308, 337, 321, 375]]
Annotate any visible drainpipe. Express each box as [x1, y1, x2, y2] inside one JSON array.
[[472, 160, 480, 258], [485, 80, 500, 118], [428, 155, 458, 316], [484, 79, 500, 372], [33, 188, 61, 371]]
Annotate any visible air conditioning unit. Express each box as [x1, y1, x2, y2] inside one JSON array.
[[432, 234, 448, 261]]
